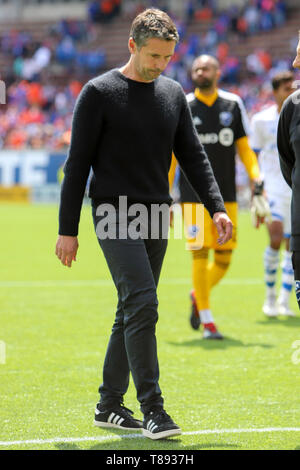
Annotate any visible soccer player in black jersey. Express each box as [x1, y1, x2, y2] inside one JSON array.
[[55, 10, 232, 439], [170, 55, 265, 339]]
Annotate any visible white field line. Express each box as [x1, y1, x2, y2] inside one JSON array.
[[0, 427, 300, 447], [0, 278, 262, 288]]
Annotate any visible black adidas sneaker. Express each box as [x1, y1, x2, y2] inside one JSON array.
[[94, 403, 143, 431], [143, 409, 181, 440]]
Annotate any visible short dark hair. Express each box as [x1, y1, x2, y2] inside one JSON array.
[[271, 71, 294, 90], [130, 8, 179, 49]]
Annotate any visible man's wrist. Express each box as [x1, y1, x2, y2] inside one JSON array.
[[58, 234, 78, 238], [213, 210, 227, 217]]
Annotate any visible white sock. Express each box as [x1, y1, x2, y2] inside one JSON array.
[[199, 309, 214, 324], [264, 246, 279, 298], [266, 286, 276, 299], [278, 250, 294, 305]]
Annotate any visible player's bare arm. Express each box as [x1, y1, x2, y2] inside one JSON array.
[[56, 235, 78, 268]]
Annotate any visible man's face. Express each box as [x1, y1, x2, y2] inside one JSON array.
[[274, 80, 294, 106], [130, 37, 176, 82], [191, 58, 220, 90], [292, 39, 300, 69]]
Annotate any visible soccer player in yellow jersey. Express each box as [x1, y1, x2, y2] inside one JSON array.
[[169, 55, 265, 339]]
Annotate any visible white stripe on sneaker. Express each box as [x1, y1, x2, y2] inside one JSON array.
[[113, 415, 121, 425], [108, 413, 115, 424], [149, 422, 157, 433], [147, 420, 154, 431], [95, 409, 100, 415], [117, 417, 125, 426]]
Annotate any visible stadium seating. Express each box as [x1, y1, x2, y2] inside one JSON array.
[[1, 0, 300, 152]]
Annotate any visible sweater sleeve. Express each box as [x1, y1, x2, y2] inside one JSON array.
[[277, 98, 295, 189], [59, 82, 103, 236], [173, 90, 226, 218]]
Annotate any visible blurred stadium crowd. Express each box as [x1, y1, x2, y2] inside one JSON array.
[[0, 0, 298, 151]]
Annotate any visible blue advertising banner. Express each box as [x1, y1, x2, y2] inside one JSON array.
[[0, 151, 67, 186]]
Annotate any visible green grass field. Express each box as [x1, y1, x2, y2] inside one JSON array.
[[0, 203, 300, 450]]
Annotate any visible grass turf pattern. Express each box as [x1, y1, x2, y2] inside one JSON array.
[[0, 204, 299, 450]]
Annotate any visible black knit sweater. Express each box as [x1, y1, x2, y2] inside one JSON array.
[[278, 89, 300, 251], [59, 69, 225, 235]]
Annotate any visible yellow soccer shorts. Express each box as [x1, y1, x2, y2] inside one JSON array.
[[182, 202, 237, 251]]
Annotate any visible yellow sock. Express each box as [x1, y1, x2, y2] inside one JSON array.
[[208, 250, 232, 288], [192, 248, 210, 310]]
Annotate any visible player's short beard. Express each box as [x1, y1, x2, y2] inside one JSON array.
[[195, 77, 214, 91]]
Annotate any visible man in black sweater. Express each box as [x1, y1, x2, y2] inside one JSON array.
[[56, 8, 232, 440], [277, 32, 300, 311]]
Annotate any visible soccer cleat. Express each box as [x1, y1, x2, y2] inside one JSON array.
[[94, 403, 143, 430], [189, 290, 201, 330], [262, 296, 277, 317], [277, 302, 296, 317], [142, 409, 181, 440], [203, 322, 224, 340]]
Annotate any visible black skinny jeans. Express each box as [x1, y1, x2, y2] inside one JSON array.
[[92, 204, 168, 415]]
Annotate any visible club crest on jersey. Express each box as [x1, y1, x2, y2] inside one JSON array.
[[219, 111, 233, 127], [193, 116, 202, 126], [187, 224, 200, 238]]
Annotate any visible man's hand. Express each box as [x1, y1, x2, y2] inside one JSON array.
[[250, 181, 271, 228], [55, 235, 79, 268], [213, 212, 233, 246]]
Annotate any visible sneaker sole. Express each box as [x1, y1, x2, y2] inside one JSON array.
[[142, 428, 182, 440], [94, 420, 143, 431]]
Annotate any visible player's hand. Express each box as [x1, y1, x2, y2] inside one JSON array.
[[213, 212, 233, 246], [250, 181, 271, 229], [55, 235, 78, 268]]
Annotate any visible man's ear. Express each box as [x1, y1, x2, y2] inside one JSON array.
[[128, 37, 136, 54]]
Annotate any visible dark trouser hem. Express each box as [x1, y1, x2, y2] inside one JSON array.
[[141, 400, 164, 416], [98, 399, 123, 411]]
